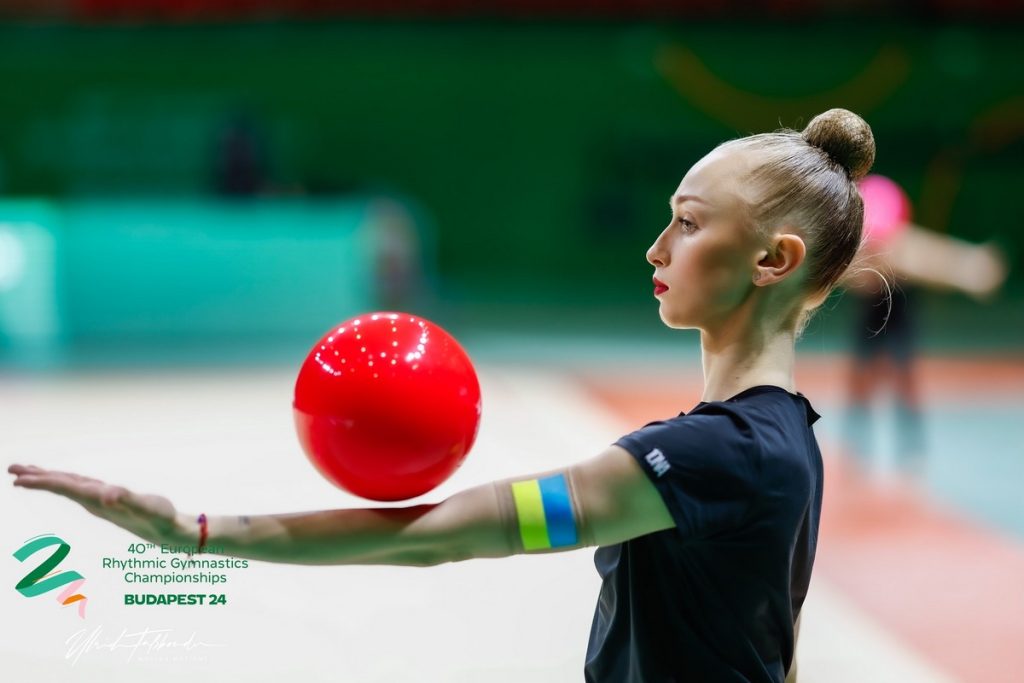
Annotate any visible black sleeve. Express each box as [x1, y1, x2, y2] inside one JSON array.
[[614, 409, 763, 539]]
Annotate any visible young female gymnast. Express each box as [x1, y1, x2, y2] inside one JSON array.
[[9, 107, 876, 682]]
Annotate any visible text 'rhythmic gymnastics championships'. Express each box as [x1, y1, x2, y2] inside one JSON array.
[[103, 556, 249, 570]]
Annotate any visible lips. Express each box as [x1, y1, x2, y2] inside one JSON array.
[[653, 276, 669, 296]]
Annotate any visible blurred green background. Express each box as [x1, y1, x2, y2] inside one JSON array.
[[0, 20, 1021, 364]]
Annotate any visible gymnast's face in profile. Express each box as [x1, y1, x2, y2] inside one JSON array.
[[646, 146, 765, 331]]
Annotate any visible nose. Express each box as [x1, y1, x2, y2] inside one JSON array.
[[647, 230, 668, 268]]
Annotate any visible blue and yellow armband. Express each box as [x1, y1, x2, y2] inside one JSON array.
[[508, 473, 580, 552]]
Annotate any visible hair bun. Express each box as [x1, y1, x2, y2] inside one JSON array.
[[802, 108, 875, 181]]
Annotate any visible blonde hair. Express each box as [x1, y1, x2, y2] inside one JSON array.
[[720, 108, 876, 308]]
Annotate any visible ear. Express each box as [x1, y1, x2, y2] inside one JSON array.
[[753, 232, 806, 287]]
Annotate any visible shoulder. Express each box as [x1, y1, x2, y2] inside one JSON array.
[[615, 405, 763, 495], [616, 388, 817, 472], [617, 402, 761, 457]]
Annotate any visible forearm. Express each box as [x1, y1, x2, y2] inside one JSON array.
[[170, 504, 455, 567]]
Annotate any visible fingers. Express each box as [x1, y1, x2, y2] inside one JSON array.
[[10, 464, 109, 494], [8, 464, 46, 476], [9, 473, 48, 489], [10, 464, 166, 519], [9, 463, 104, 486], [10, 470, 65, 492], [11, 467, 108, 508], [11, 471, 91, 503]]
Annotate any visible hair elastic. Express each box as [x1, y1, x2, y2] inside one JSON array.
[[196, 513, 209, 554]]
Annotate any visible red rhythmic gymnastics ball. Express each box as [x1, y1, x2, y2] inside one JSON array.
[[293, 312, 482, 501]]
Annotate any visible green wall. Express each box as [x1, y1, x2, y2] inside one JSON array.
[[0, 22, 1021, 301]]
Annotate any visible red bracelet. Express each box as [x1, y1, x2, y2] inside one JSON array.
[[196, 513, 209, 554]]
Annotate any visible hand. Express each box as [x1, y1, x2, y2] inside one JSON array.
[[8, 464, 183, 546], [963, 243, 1008, 303]]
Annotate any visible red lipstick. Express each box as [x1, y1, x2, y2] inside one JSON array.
[[653, 277, 669, 296]]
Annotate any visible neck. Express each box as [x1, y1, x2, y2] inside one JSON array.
[[699, 313, 797, 403]]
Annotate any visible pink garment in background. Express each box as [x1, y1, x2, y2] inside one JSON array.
[[858, 174, 912, 245]]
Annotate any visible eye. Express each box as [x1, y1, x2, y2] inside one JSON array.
[[676, 216, 698, 232]]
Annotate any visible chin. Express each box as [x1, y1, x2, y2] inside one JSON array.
[[658, 307, 698, 330]]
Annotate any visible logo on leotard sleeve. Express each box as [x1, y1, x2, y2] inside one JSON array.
[[644, 448, 671, 478]]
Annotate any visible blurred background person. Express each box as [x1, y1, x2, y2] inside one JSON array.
[[841, 174, 1008, 475], [212, 110, 271, 197]]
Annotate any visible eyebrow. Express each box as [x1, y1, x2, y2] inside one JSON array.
[[669, 194, 710, 207]]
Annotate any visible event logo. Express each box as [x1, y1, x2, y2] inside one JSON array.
[[13, 534, 89, 618]]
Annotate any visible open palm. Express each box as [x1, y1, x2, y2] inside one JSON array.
[[8, 464, 181, 545]]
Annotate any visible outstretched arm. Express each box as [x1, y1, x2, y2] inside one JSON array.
[[888, 225, 1007, 300], [8, 448, 673, 567], [841, 225, 1008, 301]]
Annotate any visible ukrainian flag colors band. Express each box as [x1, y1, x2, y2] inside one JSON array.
[[510, 473, 579, 551]]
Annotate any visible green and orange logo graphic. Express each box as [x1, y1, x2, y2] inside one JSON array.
[[13, 534, 88, 618]]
